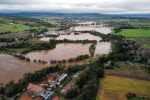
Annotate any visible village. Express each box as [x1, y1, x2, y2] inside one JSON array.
[[19, 66, 84, 100]]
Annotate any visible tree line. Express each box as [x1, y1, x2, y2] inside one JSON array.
[[51, 54, 89, 64]]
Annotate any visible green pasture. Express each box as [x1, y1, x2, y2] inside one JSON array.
[[0, 23, 31, 32], [113, 29, 150, 38], [129, 22, 150, 27]]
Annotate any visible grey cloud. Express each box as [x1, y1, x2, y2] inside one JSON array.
[[0, 0, 150, 14]]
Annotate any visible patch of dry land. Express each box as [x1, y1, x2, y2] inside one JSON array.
[[96, 76, 150, 100]]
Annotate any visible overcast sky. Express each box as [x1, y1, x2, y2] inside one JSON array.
[[0, 0, 150, 14]]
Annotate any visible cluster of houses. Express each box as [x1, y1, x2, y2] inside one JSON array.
[[26, 72, 68, 100]]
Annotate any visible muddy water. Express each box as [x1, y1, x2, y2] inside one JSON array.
[[40, 33, 102, 41], [0, 54, 45, 84], [95, 42, 111, 55], [24, 42, 111, 61], [0, 42, 111, 84], [24, 43, 91, 62], [73, 26, 112, 34]]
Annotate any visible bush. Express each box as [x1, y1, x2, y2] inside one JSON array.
[[58, 60, 62, 63], [126, 93, 136, 99], [15, 55, 25, 60], [33, 59, 36, 62], [42, 61, 47, 64], [68, 58, 75, 62], [25, 57, 30, 62], [51, 60, 57, 64], [62, 59, 67, 63], [38, 60, 41, 63], [0, 86, 4, 94], [75, 54, 89, 61], [66, 85, 79, 98]]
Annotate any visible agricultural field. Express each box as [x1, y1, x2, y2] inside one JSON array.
[[27, 38, 49, 44], [126, 38, 150, 48], [96, 76, 150, 100], [0, 23, 31, 33], [112, 29, 150, 38], [0, 32, 30, 39], [129, 21, 150, 27], [105, 62, 150, 80]]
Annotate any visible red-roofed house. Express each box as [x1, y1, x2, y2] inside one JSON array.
[[50, 72, 60, 78], [52, 96, 59, 100], [27, 83, 44, 96], [48, 77, 55, 82]]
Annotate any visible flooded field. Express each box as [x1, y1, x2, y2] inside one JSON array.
[[24, 42, 111, 62], [95, 42, 111, 55], [24, 43, 91, 61], [0, 54, 45, 84], [40, 33, 101, 41], [0, 25, 112, 85], [73, 26, 112, 34]]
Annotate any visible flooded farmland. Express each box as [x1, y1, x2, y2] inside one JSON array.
[[24, 42, 111, 62], [0, 54, 45, 84], [24, 43, 91, 61], [40, 33, 102, 41], [0, 25, 112, 85], [95, 42, 111, 55], [73, 25, 112, 34]]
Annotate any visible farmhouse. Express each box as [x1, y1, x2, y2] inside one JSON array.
[[27, 83, 44, 96]]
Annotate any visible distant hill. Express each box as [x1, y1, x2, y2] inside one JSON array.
[[0, 12, 106, 17], [0, 12, 150, 18], [112, 14, 150, 17]]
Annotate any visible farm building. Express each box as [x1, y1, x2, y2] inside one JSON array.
[[27, 83, 44, 96], [56, 73, 68, 86]]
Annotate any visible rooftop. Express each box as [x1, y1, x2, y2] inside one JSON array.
[[52, 96, 59, 100], [27, 83, 43, 93]]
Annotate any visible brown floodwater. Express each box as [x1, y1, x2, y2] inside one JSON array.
[[24, 43, 91, 62], [0, 54, 45, 84], [24, 42, 111, 62], [95, 42, 111, 55], [40, 33, 102, 41], [0, 42, 111, 84], [73, 26, 112, 34]]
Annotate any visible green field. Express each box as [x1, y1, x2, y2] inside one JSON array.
[[125, 38, 150, 49], [129, 22, 150, 27], [113, 29, 150, 38], [96, 76, 150, 100], [0, 23, 31, 33]]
